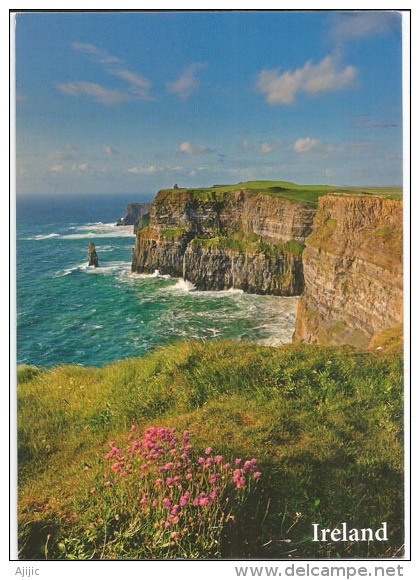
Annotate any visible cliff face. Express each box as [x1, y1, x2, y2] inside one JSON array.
[[293, 194, 403, 347], [117, 202, 152, 232], [131, 189, 313, 295], [183, 241, 304, 295], [150, 189, 315, 243]]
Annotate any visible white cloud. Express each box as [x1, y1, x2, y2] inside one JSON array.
[[294, 137, 324, 153], [178, 141, 213, 155], [330, 12, 400, 42], [102, 145, 119, 155], [167, 63, 204, 99], [257, 54, 357, 105], [71, 163, 91, 172], [109, 68, 153, 100], [63, 43, 153, 103], [242, 139, 251, 151], [259, 141, 280, 155], [128, 165, 184, 175], [128, 165, 163, 175], [72, 42, 123, 65], [49, 165, 64, 173], [56, 81, 133, 106]]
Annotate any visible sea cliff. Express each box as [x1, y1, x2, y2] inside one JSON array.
[[117, 202, 152, 232], [131, 188, 313, 295], [293, 194, 403, 347], [130, 184, 403, 345]]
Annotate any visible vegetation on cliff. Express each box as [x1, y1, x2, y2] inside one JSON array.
[[18, 338, 403, 559], [190, 232, 305, 257]]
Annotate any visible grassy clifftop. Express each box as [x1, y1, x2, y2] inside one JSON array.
[[158, 181, 402, 208], [18, 339, 403, 559]]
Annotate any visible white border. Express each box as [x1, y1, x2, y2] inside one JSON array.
[[6, 5, 415, 579]]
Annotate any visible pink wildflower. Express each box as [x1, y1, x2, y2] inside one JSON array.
[[172, 531, 180, 540], [254, 471, 262, 479], [163, 498, 171, 508], [152, 499, 158, 507], [205, 447, 213, 456], [131, 425, 137, 432], [235, 476, 246, 489], [235, 458, 242, 466], [223, 463, 231, 470]]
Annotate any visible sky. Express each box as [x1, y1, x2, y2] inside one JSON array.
[[15, 10, 404, 197]]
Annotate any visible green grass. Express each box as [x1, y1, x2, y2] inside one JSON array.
[[191, 232, 305, 256], [161, 227, 187, 239], [18, 339, 404, 560], [159, 181, 403, 208]]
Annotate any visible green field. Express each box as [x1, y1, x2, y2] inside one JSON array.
[[18, 333, 404, 560], [164, 181, 403, 208]]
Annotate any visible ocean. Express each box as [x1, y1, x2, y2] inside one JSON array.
[[16, 193, 299, 368]]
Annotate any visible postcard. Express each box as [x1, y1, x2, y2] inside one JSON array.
[[12, 8, 410, 574]]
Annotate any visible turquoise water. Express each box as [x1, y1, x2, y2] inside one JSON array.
[[16, 194, 299, 368]]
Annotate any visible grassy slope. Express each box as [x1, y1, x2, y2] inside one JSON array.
[[165, 181, 403, 208], [18, 339, 403, 560]]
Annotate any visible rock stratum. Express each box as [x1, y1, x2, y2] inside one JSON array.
[[132, 189, 314, 295], [130, 186, 403, 345], [293, 194, 403, 347]]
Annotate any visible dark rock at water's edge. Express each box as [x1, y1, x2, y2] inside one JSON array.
[[116, 202, 153, 233], [88, 242, 99, 268]]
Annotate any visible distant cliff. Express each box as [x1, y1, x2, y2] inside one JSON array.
[[293, 194, 403, 347], [116, 202, 152, 232], [131, 189, 315, 295]]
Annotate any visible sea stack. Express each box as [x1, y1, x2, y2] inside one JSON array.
[[88, 241, 99, 268]]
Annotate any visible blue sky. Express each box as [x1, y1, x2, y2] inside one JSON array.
[[15, 10, 403, 196]]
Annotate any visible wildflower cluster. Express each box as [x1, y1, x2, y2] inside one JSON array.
[[102, 426, 261, 557]]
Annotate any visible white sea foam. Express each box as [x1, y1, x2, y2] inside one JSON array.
[[172, 278, 197, 292], [86, 261, 132, 274], [129, 270, 171, 280], [28, 223, 135, 241], [25, 232, 60, 240], [54, 262, 89, 277], [54, 261, 131, 278]]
